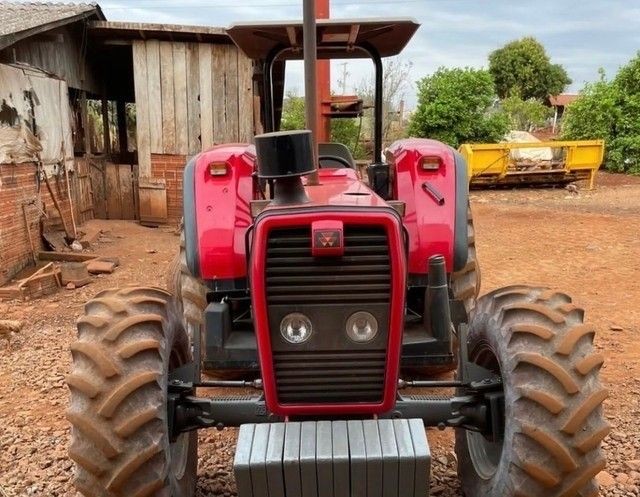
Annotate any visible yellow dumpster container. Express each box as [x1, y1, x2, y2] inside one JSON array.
[[459, 140, 605, 189]]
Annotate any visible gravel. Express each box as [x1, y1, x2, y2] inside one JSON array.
[[598, 379, 640, 497], [0, 195, 638, 497]]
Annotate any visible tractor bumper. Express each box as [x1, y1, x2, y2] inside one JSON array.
[[233, 419, 430, 497]]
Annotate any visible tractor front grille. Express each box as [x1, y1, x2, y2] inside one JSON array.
[[265, 226, 391, 305], [273, 350, 387, 403], [265, 225, 391, 405]]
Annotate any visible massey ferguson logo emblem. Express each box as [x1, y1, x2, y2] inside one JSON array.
[[311, 222, 344, 256], [317, 231, 340, 248]]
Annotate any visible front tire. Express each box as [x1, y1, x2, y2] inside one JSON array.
[[456, 285, 609, 497], [66, 286, 197, 497]]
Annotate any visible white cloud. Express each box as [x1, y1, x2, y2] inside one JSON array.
[[95, 0, 638, 104]]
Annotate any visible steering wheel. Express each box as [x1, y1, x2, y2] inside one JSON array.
[[318, 154, 353, 169]]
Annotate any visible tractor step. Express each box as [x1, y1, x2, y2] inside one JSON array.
[[234, 418, 430, 497]]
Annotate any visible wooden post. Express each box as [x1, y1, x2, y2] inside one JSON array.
[[101, 95, 111, 155], [80, 91, 91, 156], [117, 100, 128, 157], [42, 166, 73, 240], [21, 203, 37, 265], [62, 155, 78, 238]]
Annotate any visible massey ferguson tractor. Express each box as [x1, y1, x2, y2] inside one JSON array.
[[65, 8, 608, 497]]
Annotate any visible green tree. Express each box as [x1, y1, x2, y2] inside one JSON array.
[[280, 91, 364, 157], [354, 59, 414, 146], [562, 55, 640, 174], [280, 91, 306, 130], [501, 95, 552, 131], [489, 37, 571, 100], [408, 67, 509, 148], [560, 73, 617, 143]]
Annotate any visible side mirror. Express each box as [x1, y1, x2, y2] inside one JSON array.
[[367, 163, 391, 200]]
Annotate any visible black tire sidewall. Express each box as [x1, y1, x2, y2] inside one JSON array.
[[165, 298, 198, 495], [455, 307, 515, 497]]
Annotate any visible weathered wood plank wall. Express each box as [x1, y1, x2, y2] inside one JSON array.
[[146, 40, 163, 156], [132, 40, 151, 177], [133, 40, 254, 177], [104, 163, 136, 220], [0, 25, 100, 93]]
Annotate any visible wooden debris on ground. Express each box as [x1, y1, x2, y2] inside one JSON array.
[[17, 263, 60, 300], [0, 264, 60, 301], [0, 286, 22, 301], [42, 229, 68, 252], [1, 248, 122, 300], [38, 251, 98, 262]]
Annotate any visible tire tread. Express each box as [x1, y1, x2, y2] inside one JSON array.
[[67, 286, 184, 497], [456, 286, 609, 497]]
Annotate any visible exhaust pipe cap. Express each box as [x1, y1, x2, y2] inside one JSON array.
[[255, 130, 315, 179]]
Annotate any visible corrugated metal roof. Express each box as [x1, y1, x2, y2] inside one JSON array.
[[0, 1, 102, 47], [89, 20, 230, 43], [549, 94, 579, 107]]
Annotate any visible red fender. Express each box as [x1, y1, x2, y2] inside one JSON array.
[[191, 144, 259, 281], [386, 138, 461, 275]]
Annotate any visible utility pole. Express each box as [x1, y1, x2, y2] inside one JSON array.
[[339, 62, 349, 94]]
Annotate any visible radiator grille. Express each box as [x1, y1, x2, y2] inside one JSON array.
[[273, 350, 387, 403], [266, 225, 391, 404], [265, 226, 391, 305]]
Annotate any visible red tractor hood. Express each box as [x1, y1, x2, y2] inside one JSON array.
[[263, 168, 391, 210]]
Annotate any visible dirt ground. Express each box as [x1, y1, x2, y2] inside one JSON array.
[[0, 171, 638, 497]]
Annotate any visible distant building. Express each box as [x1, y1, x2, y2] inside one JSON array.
[[549, 93, 579, 132]]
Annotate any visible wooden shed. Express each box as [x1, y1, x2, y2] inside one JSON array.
[[0, 2, 258, 286], [0, 2, 106, 285], [89, 21, 257, 223]]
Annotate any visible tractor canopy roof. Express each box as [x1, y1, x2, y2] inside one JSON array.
[[226, 18, 420, 60]]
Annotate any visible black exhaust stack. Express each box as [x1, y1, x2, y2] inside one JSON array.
[[423, 255, 453, 352], [255, 130, 315, 205]]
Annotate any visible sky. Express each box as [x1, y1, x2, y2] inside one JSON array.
[[98, 0, 639, 107]]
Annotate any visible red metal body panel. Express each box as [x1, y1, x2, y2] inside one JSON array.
[[194, 144, 258, 280], [386, 138, 458, 274], [251, 210, 406, 416], [260, 168, 388, 211]]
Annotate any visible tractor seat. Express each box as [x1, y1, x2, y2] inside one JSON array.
[[318, 142, 356, 169]]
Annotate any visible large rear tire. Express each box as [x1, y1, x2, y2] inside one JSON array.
[[168, 230, 254, 380], [167, 231, 209, 331], [451, 205, 481, 313], [66, 286, 197, 497], [456, 285, 609, 497]]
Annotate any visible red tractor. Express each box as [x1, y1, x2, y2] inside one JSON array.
[[66, 13, 608, 497]]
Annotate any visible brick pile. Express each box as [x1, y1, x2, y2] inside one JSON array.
[[0, 163, 82, 286]]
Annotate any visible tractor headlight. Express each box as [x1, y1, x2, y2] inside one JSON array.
[[280, 313, 313, 344], [346, 311, 378, 343]]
